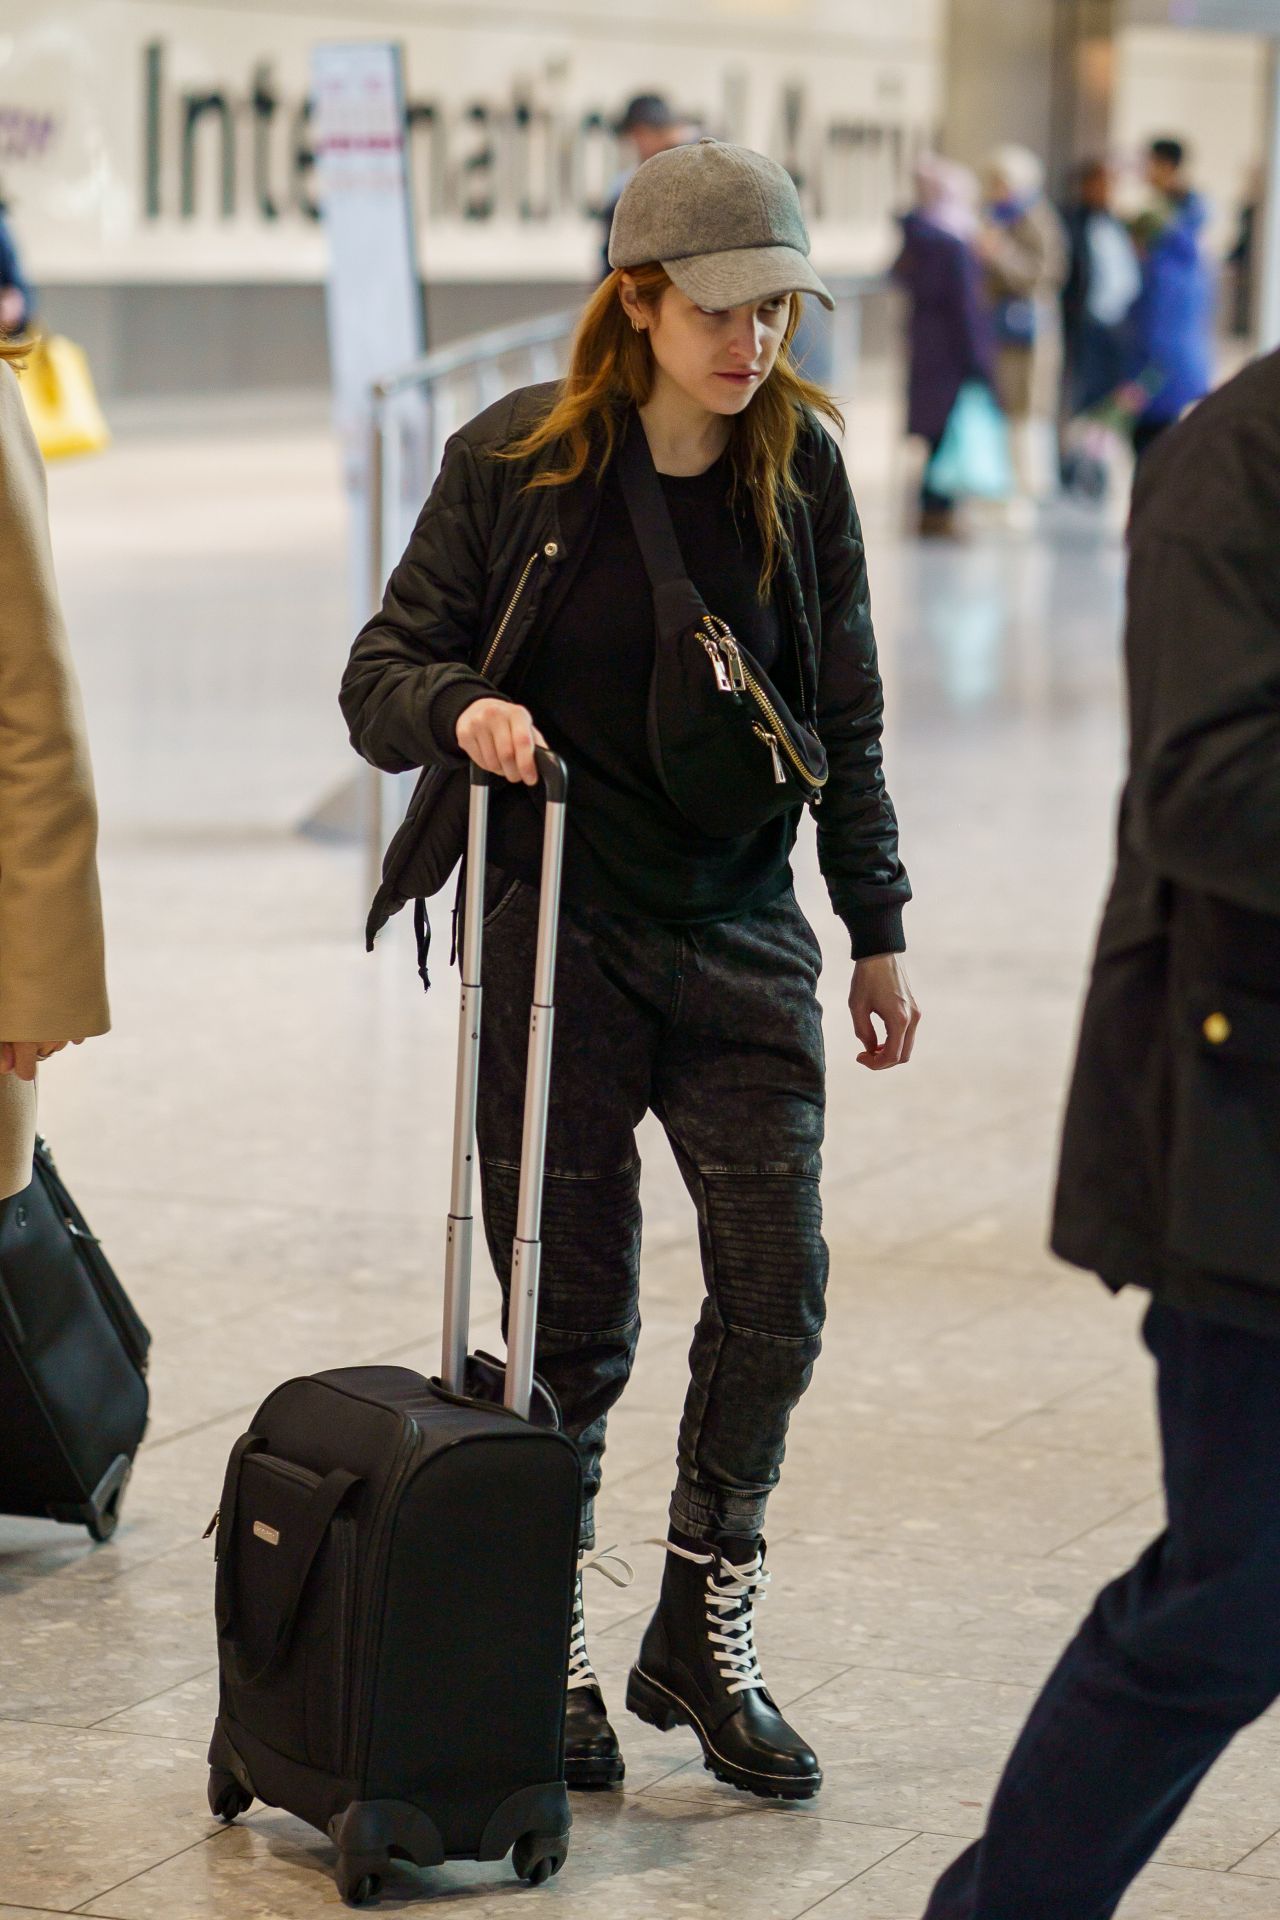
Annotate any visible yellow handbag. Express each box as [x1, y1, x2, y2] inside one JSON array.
[[15, 334, 111, 460]]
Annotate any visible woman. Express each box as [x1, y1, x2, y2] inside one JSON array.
[[0, 341, 109, 1201], [893, 155, 993, 536], [978, 144, 1068, 515], [342, 139, 917, 1801]]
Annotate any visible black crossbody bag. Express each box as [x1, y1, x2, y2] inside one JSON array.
[[617, 420, 828, 840]]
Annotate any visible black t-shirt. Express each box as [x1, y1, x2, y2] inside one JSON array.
[[486, 447, 801, 922]]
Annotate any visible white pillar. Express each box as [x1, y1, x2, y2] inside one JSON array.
[[1260, 39, 1280, 351]]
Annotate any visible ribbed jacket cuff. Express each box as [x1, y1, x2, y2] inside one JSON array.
[[842, 905, 906, 960], [428, 675, 505, 759]]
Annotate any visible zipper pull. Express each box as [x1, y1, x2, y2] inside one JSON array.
[[204, 1508, 220, 1545], [701, 636, 733, 694], [754, 725, 786, 785], [707, 619, 746, 692]]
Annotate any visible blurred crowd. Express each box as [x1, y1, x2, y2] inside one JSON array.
[[0, 93, 1254, 550], [893, 136, 1229, 537]]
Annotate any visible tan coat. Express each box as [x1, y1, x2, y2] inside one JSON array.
[[983, 196, 1069, 422], [0, 362, 109, 1200]]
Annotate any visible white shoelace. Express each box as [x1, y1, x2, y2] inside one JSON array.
[[567, 1545, 634, 1693], [657, 1537, 770, 1696]]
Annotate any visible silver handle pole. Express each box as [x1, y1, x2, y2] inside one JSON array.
[[442, 774, 492, 1392], [505, 755, 568, 1417]]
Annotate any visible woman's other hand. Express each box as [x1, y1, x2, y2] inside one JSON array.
[[848, 956, 921, 1070], [0, 1040, 86, 1083], [456, 698, 547, 785]]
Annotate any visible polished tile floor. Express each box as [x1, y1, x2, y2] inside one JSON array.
[[7, 372, 1280, 1918]]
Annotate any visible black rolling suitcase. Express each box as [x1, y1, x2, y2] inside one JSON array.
[[207, 754, 583, 1906], [0, 1136, 150, 1541]]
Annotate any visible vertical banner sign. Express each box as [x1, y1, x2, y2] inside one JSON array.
[[310, 41, 424, 619], [307, 41, 425, 863]]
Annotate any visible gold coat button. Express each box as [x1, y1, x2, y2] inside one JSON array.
[[1203, 1013, 1231, 1046]]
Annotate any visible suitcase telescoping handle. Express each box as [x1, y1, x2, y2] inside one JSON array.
[[442, 750, 568, 1419]]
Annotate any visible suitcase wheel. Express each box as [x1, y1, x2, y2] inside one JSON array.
[[512, 1830, 569, 1887], [207, 1768, 253, 1824], [335, 1854, 385, 1907]]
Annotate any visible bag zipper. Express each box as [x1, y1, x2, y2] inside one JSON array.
[[752, 725, 787, 785], [479, 541, 557, 676], [698, 617, 828, 796]]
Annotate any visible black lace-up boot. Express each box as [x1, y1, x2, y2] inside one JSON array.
[[625, 1530, 822, 1800], [564, 1546, 631, 1790]]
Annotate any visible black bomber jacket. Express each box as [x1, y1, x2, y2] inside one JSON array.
[[340, 383, 911, 978]]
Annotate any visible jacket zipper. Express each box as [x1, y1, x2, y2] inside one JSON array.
[[479, 544, 552, 677], [699, 616, 828, 795]]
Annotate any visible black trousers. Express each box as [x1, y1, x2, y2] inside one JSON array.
[[475, 873, 829, 1548], [924, 1302, 1280, 1920]]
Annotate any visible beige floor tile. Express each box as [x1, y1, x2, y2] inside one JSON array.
[[94, 1668, 220, 1743], [762, 1423, 1158, 1559], [0, 1722, 213, 1911], [0, 1540, 216, 1728], [1047, 1493, 1167, 1570], [1119, 1865, 1280, 1917], [1232, 1833, 1280, 1879], [993, 1354, 1160, 1459], [749, 1534, 1102, 1688], [791, 1830, 959, 1917], [811, 1279, 1143, 1444]]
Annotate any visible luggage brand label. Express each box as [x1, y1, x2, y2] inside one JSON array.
[[252, 1521, 281, 1546]]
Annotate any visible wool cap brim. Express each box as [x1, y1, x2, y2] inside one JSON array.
[[662, 244, 834, 312]]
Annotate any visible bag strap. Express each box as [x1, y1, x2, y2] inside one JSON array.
[[216, 1440, 362, 1688], [615, 416, 692, 592]]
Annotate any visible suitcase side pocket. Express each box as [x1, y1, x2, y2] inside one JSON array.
[[217, 1445, 363, 1775]]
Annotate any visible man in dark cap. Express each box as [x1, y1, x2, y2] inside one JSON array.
[[599, 94, 695, 275]]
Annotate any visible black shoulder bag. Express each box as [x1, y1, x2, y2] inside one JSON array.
[[616, 420, 827, 841]]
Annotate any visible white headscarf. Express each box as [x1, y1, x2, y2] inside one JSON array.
[[987, 145, 1046, 204]]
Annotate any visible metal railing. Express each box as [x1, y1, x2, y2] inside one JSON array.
[[362, 308, 579, 896]]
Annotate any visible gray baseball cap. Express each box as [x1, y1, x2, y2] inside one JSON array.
[[609, 138, 833, 312]]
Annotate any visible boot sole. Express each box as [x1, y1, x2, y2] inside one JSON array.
[[564, 1755, 626, 1792], [626, 1666, 822, 1802]]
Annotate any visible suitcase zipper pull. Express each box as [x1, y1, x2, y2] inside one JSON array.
[[204, 1508, 220, 1549]]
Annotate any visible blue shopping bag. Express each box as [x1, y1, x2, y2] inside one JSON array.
[[925, 381, 1012, 500]]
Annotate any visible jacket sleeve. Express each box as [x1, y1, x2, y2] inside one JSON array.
[[1126, 527, 1280, 920], [0, 366, 109, 1039], [984, 203, 1068, 301], [339, 430, 504, 773], [809, 434, 912, 957]]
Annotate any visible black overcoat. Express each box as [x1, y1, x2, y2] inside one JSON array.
[[1052, 348, 1280, 1335]]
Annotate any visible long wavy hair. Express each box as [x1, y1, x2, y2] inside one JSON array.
[[500, 264, 843, 593]]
